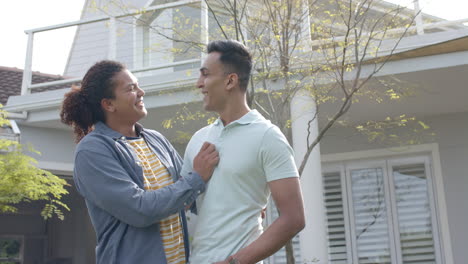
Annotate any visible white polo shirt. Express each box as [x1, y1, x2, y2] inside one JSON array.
[[182, 110, 299, 263]]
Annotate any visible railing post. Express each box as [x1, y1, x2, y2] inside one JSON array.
[[21, 32, 34, 95], [108, 16, 117, 59], [414, 0, 424, 35], [301, 0, 312, 52], [200, 0, 208, 60]]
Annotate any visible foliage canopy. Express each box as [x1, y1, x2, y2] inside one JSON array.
[[0, 106, 69, 220]]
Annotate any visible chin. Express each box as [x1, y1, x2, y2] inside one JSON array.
[[203, 103, 214, 112], [138, 109, 148, 118]]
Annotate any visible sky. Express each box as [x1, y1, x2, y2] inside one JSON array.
[[0, 0, 466, 76], [0, 0, 86, 75]]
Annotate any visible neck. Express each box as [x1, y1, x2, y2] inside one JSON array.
[[105, 117, 138, 137], [219, 99, 251, 126]]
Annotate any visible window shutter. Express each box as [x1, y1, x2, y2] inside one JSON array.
[[323, 155, 443, 264], [323, 171, 348, 263], [392, 164, 437, 264], [349, 168, 392, 264]]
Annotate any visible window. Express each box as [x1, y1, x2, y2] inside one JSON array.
[[0, 236, 23, 264], [323, 155, 443, 264], [134, 2, 205, 74]]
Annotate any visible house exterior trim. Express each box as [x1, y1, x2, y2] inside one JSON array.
[[37, 161, 74, 177]]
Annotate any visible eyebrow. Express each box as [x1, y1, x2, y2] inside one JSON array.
[[125, 82, 138, 88]]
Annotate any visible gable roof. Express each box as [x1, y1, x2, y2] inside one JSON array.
[[0, 66, 69, 105]]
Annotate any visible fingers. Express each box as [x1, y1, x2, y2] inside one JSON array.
[[193, 142, 219, 182], [201, 146, 219, 166], [199, 142, 217, 157], [201, 142, 216, 154], [209, 151, 219, 160], [200, 141, 210, 152]]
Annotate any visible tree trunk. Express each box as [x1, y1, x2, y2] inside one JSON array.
[[285, 239, 295, 264]]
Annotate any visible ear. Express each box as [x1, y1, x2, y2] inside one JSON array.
[[101, 98, 115, 113], [225, 73, 239, 91]]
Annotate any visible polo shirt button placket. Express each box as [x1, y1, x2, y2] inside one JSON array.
[[221, 127, 229, 139]]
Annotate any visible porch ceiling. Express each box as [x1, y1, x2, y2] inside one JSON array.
[[318, 63, 468, 126]]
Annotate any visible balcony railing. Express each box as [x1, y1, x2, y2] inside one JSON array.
[[17, 0, 468, 101], [20, 0, 207, 96]]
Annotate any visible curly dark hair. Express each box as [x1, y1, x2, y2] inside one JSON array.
[[60, 60, 125, 142], [207, 40, 252, 91]]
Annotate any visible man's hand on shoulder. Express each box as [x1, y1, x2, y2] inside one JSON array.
[[193, 141, 219, 182]]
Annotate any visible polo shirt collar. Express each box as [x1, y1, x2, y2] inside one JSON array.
[[213, 109, 262, 127]]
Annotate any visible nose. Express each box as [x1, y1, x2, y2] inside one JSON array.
[[196, 76, 204, 89], [137, 85, 145, 97]]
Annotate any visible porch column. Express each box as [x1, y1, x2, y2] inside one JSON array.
[[290, 93, 328, 263]]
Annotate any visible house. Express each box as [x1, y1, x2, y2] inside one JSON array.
[[2, 0, 467, 263]]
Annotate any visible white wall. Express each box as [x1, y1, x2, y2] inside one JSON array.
[[19, 125, 76, 165]]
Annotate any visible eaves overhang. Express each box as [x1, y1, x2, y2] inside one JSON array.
[[4, 71, 199, 114], [366, 28, 468, 63]]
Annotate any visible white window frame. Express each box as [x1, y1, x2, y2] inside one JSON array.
[[321, 143, 454, 264], [0, 235, 24, 264], [345, 159, 398, 263]]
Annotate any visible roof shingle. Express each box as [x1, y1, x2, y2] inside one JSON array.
[[0, 66, 76, 105]]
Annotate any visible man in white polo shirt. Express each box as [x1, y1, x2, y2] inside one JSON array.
[[182, 40, 305, 264]]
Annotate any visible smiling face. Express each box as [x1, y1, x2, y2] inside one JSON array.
[[196, 52, 230, 113], [105, 69, 147, 124]]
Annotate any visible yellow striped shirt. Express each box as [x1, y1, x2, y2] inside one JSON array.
[[127, 138, 186, 264]]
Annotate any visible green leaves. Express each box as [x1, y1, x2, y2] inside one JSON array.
[[354, 115, 436, 146], [0, 106, 69, 220]]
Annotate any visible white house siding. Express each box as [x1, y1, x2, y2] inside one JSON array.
[[63, 18, 138, 78], [64, 0, 207, 79], [64, 0, 149, 78], [63, 20, 110, 78], [320, 111, 468, 264], [19, 125, 76, 165], [134, 8, 176, 77]]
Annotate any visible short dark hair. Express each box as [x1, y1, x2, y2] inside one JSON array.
[[60, 60, 125, 142], [207, 40, 252, 91]]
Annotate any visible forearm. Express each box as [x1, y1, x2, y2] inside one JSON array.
[[75, 150, 206, 227], [228, 177, 305, 264], [136, 171, 205, 224], [231, 214, 304, 264]]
